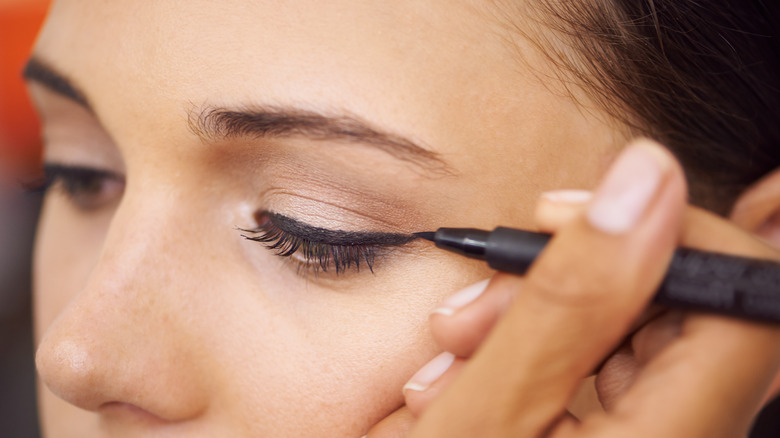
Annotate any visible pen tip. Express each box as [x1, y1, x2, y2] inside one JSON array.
[[413, 231, 436, 242]]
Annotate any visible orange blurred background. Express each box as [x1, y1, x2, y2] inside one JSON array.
[[0, 0, 48, 179]]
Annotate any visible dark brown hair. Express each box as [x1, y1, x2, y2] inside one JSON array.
[[507, 0, 780, 214]]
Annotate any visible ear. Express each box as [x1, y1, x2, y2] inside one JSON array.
[[728, 167, 780, 402]]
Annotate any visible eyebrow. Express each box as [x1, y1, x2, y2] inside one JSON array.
[[22, 57, 450, 175], [22, 57, 90, 109], [189, 106, 451, 175]]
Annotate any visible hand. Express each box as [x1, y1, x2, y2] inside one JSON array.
[[366, 139, 780, 437]]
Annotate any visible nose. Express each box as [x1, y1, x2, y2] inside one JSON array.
[[35, 203, 213, 422]]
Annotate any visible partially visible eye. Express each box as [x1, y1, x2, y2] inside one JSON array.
[[240, 212, 416, 275], [28, 163, 125, 211]]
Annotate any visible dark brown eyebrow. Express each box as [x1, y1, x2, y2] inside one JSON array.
[[22, 57, 450, 175], [22, 57, 90, 110], [188, 106, 452, 175]]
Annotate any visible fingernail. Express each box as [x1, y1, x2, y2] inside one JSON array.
[[587, 142, 669, 234], [430, 279, 490, 316], [403, 352, 455, 394], [540, 189, 593, 204]]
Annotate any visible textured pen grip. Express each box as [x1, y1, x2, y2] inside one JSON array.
[[654, 248, 780, 323], [485, 227, 551, 274]]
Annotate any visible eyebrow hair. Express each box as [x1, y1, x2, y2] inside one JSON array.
[[21, 57, 451, 175], [22, 57, 91, 109], [189, 105, 452, 175]]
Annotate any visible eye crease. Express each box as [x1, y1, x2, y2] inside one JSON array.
[[27, 163, 125, 210], [241, 212, 418, 274]]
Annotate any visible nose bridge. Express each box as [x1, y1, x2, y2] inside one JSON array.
[[36, 191, 212, 420], [93, 191, 197, 309]]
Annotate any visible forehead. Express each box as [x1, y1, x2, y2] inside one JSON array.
[[34, 0, 519, 145]]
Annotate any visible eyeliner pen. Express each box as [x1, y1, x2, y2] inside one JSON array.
[[415, 227, 780, 324]]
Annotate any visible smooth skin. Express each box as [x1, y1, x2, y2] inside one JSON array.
[[28, 0, 780, 437]]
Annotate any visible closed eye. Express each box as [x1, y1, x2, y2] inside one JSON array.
[[26, 163, 125, 210], [239, 212, 417, 275]]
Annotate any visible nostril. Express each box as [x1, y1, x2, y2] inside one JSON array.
[[35, 327, 211, 422], [100, 402, 170, 426], [37, 335, 174, 426]]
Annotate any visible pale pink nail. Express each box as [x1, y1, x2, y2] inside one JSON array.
[[430, 279, 490, 316], [540, 189, 593, 204], [587, 143, 669, 234], [403, 352, 455, 394]]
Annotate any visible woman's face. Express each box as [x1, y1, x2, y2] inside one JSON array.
[[30, 0, 624, 436]]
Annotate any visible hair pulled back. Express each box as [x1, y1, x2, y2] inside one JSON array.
[[513, 0, 779, 213]]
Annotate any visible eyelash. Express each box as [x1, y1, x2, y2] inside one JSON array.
[[240, 211, 422, 275], [27, 164, 124, 209], [241, 220, 384, 275]]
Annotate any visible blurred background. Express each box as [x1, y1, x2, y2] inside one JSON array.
[[0, 1, 778, 437], [1, 0, 48, 436]]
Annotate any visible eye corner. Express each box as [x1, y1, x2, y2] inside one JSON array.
[[32, 162, 125, 211]]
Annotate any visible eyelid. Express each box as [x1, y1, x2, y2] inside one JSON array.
[[48, 162, 122, 179], [240, 211, 417, 274], [26, 162, 125, 210], [256, 212, 417, 246], [33, 163, 122, 189]]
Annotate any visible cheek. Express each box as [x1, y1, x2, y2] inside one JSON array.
[[222, 321, 427, 435], [205, 264, 478, 436]]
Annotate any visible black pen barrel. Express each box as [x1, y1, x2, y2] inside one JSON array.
[[485, 227, 551, 274], [432, 227, 551, 272], [429, 226, 780, 324]]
